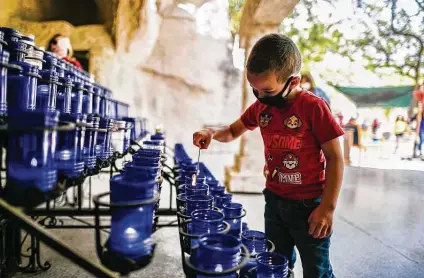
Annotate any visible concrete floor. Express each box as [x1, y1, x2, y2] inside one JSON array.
[[14, 165, 424, 278]]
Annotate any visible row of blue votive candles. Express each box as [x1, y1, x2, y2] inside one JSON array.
[[174, 143, 290, 278], [0, 27, 147, 195]]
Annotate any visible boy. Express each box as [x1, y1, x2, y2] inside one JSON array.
[[192, 34, 344, 277]]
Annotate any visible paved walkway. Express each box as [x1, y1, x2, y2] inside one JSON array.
[[14, 143, 424, 277]]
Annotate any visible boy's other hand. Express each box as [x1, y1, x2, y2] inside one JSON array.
[[308, 205, 334, 238], [193, 129, 213, 149]]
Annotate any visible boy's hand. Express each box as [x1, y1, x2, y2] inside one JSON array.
[[308, 205, 334, 239], [193, 129, 213, 149]]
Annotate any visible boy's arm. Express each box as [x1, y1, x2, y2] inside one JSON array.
[[193, 101, 259, 149], [210, 119, 248, 143], [320, 138, 344, 211], [308, 99, 345, 238]]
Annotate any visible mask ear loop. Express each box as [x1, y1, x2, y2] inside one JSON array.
[[281, 76, 295, 99]]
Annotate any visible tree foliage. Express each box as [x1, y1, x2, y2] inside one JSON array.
[[347, 0, 424, 84], [279, 0, 345, 69], [228, 0, 244, 36], [228, 0, 346, 68]]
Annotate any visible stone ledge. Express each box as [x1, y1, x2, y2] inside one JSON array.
[[224, 166, 265, 194]]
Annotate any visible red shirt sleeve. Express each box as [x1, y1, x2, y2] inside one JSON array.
[[311, 99, 344, 145], [240, 101, 259, 130]]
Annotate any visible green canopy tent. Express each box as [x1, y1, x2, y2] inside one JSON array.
[[334, 86, 415, 108]]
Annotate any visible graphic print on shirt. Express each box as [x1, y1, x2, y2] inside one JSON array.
[[282, 152, 299, 170], [278, 172, 302, 184], [259, 112, 273, 128], [267, 154, 273, 161], [283, 114, 303, 130], [263, 134, 303, 150]]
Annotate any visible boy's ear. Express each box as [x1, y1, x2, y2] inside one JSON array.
[[290, 76, 301, 88]]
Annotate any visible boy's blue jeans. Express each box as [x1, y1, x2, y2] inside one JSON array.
[[263, 188, 335, 278]]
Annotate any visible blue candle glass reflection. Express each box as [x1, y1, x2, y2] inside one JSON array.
[[190, 234, 241, 278], [223, 202, 243, 238], [256, 252, 289, 278], [240, 230, 268, 277], [7, 111, 59, 192]]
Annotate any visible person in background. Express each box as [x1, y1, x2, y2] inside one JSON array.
[[416, 102, 424, 157], [394, 116, 407, 154], [371, 118, 380, 136], [300, 73, 331, 105], [344, 117, 362, 147], [47, 34, 82, 69]]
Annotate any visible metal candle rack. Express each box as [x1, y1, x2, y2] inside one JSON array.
[[176, 209, 250, 277], [0, 119, 179, 277]]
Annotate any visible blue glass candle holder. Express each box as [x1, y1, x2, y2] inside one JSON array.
[[240, 230, 268, 277], [190, 209, 224, 246], [7, 61, 39, 117], [42, 51, 58, 71], [256, 252, 289, 278], [122, 163, 160, 181], [111, 120, 126, 154], [174, 143, 190, 162], [56, 60, 65, 78], [122, 117, 136, 141], [82, 82, 94, 115], [115, 100, 129, 119], [190, 233, 241, 278], [143, 140, 164, 152], [108, 174, 156, 260], [0, 27, 21, 43], [97, 118, 115, 160], [185, 175, 206, 186], [56, 114, 87, 178], [132, 155, 161, 167], [84, 116, 100, 170], [108, 205, 155, 260], [36, 69, 58, 112], [100, 88, 112, 118], [93, 84, 102, 116], [110, 174, 156, 203], [185, 195, 213, 216], [177, 193, 187, 214], [56, 76, 72, 114], [7, 111, 59, 192], [123, 121, 132, 151], [185, 183, 209, 197], [0, 31, 6, 51], [0, 50, 10, 117], [242, 222, 249, 232], [215, 193, 232, 209], [206, 179, 219, 188], [106, 90, 114, 118], [6, 40, 26, 63], [223, 202, 243, 238], [135, 148, 162, 158], [71, 81, 84, 115]]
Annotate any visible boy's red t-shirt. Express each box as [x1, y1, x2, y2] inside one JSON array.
[[241, 90, 344, 200]]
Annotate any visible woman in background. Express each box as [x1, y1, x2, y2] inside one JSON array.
[[394, 115, 407, 154], [300, 73, 331, 105], [47, 34, 82, 69]]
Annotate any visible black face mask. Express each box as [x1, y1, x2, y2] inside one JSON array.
[[253, 77, 294, 108]]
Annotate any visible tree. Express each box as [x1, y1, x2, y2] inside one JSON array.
[[228, 0, 347, 68], [228, 0, 245, 37], [279, 0, 346, 70], [349, 0, 424, 84]]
